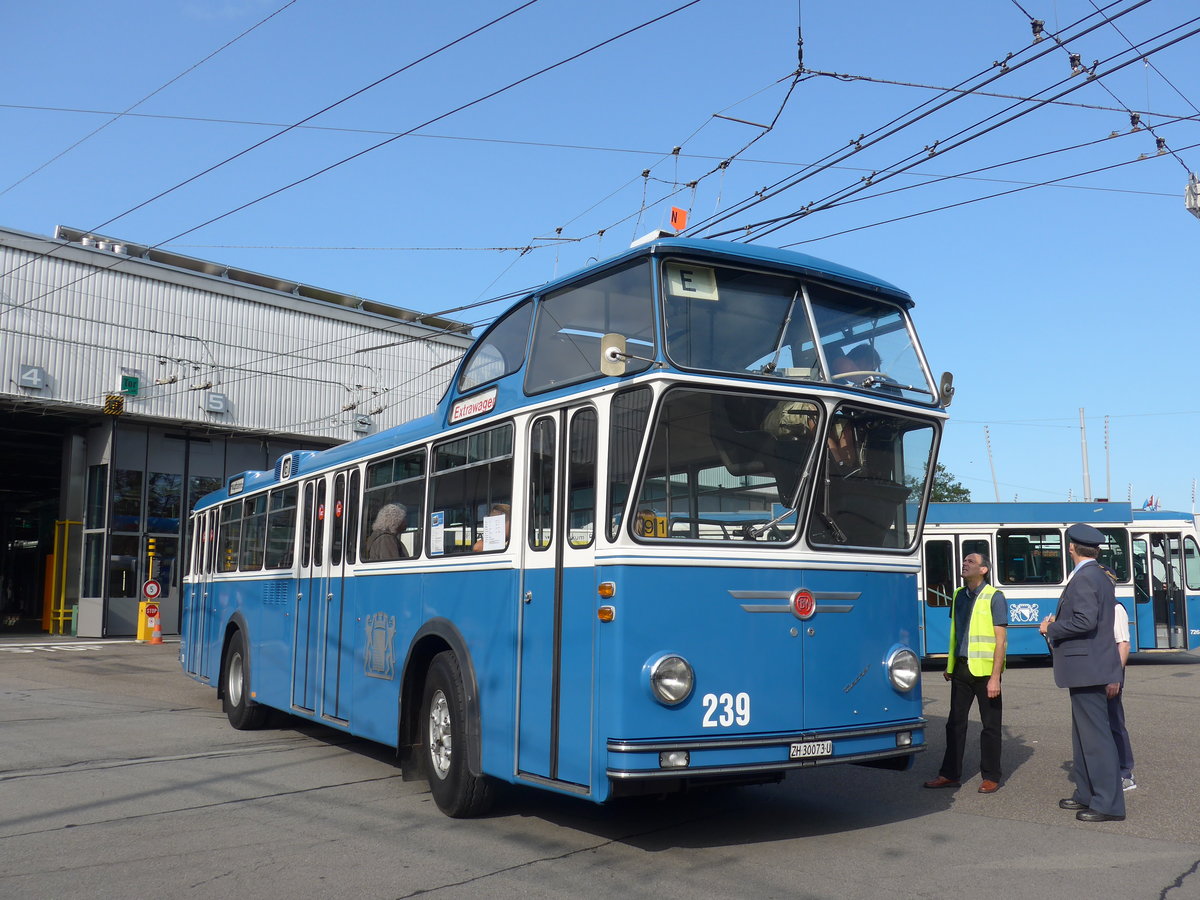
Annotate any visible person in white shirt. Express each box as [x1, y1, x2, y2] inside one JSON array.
[[1109, 598, 1136, 791]]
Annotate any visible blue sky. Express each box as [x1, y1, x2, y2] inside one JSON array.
[[3, 0, 1198, 510]]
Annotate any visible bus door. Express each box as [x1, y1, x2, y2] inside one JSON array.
[[517, 407, 598, 789], [1185, 533, 1200, 651], [1132, 532, 1189, 650], [920, 533, 991, 657], [292, 470, 358, 721], [182, 508, 216, 679], [293, 478, 325, 712]]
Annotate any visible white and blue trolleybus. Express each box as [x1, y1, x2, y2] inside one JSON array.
[[181, 237, 953, 816], [920, 501, 1200, 659]]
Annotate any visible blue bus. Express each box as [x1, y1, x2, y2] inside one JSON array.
[[920, 502, 1200, 659], [181, 237, 951, 816]]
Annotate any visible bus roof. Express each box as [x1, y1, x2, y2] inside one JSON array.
[[925, 501, 1135, 526], [1131, 508, 1200, 525], [558, 237, 914, 307]]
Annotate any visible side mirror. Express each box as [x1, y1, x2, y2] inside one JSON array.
[[938, 371, 955, 408], [601, 333, 628, 377]]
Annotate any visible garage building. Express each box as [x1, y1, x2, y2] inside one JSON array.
[[0, 224, 472, 637]]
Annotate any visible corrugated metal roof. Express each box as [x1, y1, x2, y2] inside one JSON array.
[[0, 225, 474, 443]]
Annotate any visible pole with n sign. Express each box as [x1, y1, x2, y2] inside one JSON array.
[[670, 206, 688, 232]]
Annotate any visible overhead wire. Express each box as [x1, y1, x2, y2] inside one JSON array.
[[730, 13, 1200, 244], [779, 136, 1200, 247], [769, 70, 1200, 123], [0, 0, 548, 295], [1011, 0, 1193, 173], [0, 0, 709, 427], [7, 1, 1190, 434], [0, 0, 703, 332], [684, 0, 1156, 240], [773, 113, 1194, 217], [1084, 0, 1200, 116], [0, 0, 301, 200]]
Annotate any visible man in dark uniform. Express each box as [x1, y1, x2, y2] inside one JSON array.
[[1039, 523, 1126, 822]]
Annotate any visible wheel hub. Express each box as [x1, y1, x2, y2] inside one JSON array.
[[228, 652, 244, 707], [428, 690, 452, 779]]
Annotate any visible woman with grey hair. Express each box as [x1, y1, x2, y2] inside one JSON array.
[[366, 503, 408, 560]]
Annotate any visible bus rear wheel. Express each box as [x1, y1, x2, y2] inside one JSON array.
[[421, 651, 493, 817], [222, 629, 269, 730]]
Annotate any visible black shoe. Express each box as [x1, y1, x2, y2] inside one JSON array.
[[1058, 798, 1087, 810], [1076, 809, 1124, 822]]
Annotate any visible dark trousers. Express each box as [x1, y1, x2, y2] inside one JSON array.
[[1070, 685, 1125, 816], [1107, 682, 1134, 779], [939, 659, 1002, 783]]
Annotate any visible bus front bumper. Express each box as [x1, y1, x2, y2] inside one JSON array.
[[606, 718, 925, 782]]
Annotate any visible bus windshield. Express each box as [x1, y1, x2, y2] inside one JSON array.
[[631, 388, 821, 544], [809, 405, 936, 550], [661, 259, 934, 401]]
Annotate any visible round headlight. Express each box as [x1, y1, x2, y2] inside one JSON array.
[[887, 648, 920, 692], [649, 655, 694, 705]]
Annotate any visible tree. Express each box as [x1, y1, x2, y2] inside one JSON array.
[[930, 463, 971, 502]]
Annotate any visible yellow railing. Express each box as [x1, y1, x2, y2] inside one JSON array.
[[45, 520, 81, 635]]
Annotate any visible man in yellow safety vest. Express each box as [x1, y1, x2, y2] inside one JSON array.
[[923, 551, 1008, 793]]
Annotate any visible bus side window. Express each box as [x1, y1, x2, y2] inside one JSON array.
[[607, 388, 653, 541], [217, 502, 241, 573], [265, 485, 298, 568], [567, 409, 597, 548], [363, 450, 426, 560], [998, 530, 1063, 584], [924, 540, 954, 607], [431, 424, 514, 555], [458, 301, 532, 392], [1186, 536, 1200, 591], [240, 494, 268, 571]]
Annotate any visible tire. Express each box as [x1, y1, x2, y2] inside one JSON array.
[[222, 629, 269, 730], [421, 650, 493, 817]]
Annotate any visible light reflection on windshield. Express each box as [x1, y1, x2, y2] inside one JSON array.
[[662, 259, 934, 401]]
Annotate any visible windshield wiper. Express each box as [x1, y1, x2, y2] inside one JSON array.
[[817, 511, 848, 544], [761, 289, 800, 375], [860, 376, 934, 397], [745, 441, 815, 539]]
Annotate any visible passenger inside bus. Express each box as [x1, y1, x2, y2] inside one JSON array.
[[473, 503, 511, 552], [366, 503, 408, 560], [829, 344, 882, 380]]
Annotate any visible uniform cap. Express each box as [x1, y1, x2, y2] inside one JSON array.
[[1066, 522, 1105, 547]]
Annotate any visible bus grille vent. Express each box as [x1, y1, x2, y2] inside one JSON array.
[[263, 582, 290, 607]]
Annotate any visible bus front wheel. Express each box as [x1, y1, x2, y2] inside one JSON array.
[[222, 629, 269, 730], [421, 651, 493, 817]]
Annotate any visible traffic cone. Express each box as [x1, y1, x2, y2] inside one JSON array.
[[150, 615, 163, 645]]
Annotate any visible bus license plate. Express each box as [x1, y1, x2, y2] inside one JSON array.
[[790, 740, 832, 760]]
